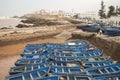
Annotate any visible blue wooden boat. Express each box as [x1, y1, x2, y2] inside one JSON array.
[[23, 43, 48, 53], [36, 75, 60, 80], [6, 67, 49, 80], [15, 58, 49, 66], [50, 66, 86, 75], [83, 61, 113, 68], [71, 46, 95, 53], [77, 23, 101, 32], [21, 52, 50, 59], [47, 42, 88, 49], [100, 24, 120, 36], [24, 46, 45, 53], [71, 39, 87, 43], [50, 55, 110, 62], [86, 64, 120, 77], [9, 62, 51, 75], [77, 56, 110, 62], [37, 75, 92, 80], [111, 26, 120, 30], [52, 61, 113, 68], [53, 49, 103, 57], [64, 41, 88, 47], [54, 46, 95, 54], [93, 74, 120, 80], [103, 29, 120, 36], [53, 46, 95, 53], [23, 46, 48, 54], [59, 75, 92, 80], [74, 49, 103, 57], [52, 61, 81, 67], [50, 56, 75, 62]]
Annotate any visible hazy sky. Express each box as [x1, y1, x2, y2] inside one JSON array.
[[0, 0, 120, 16]]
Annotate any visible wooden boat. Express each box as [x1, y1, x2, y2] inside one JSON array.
[[15, 58, 49, 66], [71, 39, 87, 43], [93, 74, 120, 80], [50, 66, 86, 75], [82, 61, 113, 68], [47, 42, 88, 49], [52, 61, 81, 67], [50, 54, 109, 62], [73, 49, 103, 57], [24, 46, 45, 53], [53, 49, 103, 57], [52, 61, 113, 68], [6, 67, 50, 80], [86, 64, 120, 77], [21, 52, 50, 59], [100, 25, 120, 36], [23, 43, 48, 53], [58, 75, 92, 80], [53, 46, 95, 54], [37, 75, 92, 80], [64, 41, 88, 47], [71, 46, 95, 53], [77, 56, 110, 62], [50, 56, 75, 62], [36, 75, 60, 80], [9, 62, 51, 75]]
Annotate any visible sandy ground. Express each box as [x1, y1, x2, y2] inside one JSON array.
[[0, 38, 65, 80]]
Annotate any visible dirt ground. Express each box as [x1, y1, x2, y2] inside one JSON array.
[[0, 38, 65, 80]]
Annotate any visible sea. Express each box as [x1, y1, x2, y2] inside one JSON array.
[[0, 17, 22, 29]]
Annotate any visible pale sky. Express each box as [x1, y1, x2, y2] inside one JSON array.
[[0, 0, 120, 16]]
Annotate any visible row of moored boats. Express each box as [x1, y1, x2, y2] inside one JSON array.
[[5, 40, 120, 80]]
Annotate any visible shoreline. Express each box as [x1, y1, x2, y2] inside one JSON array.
[[0, 24, 77, 60], [0, 24, 75, 46]]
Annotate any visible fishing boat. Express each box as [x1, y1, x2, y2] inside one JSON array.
[[100, 24, 120, 36], [93, 74, 120, 80], [50, 54, 109, 63], [21, 52, 50, 59], [82, 61, 113, 68], [51, 61, 81, 67], [50, 66, 86, 75], [86, 64, 120, 77], [64, 41, 88, 47], [103, 29, 120, 36], [52, 49, 103, 57], [23, 43, 48, 53], [36, 75, 60, 80], [24, 46, 45, 53], [77, 23, 101, 32], [50, 56, 76, 62], [9, 62, 51, 75], [52, 61, 114, 68], [73, 49, 103, 57], [77, 56, 110, 62], [15, 58, 49, 66], [58, 75, 92, 80], [53, 46, 95, 54], [6, 67, 50, 80]]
